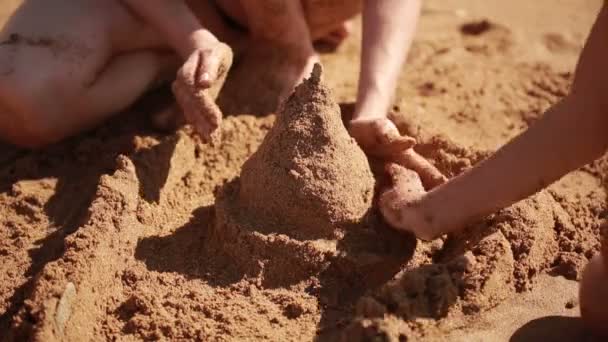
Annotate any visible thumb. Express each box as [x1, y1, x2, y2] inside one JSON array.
[[376, 122, 416, 154]]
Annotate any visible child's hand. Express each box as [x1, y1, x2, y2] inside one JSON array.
[[177, 39, 232, 92], [349, 116, 447, 189], [172, 41, 233, 142], [379, 164, 438, 241], [348, 117, 416, 158]]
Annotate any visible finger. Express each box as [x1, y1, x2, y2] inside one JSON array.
[[397, 150, 447, 190], [172, 80, 222, 143], [385, 135, 417, 154], [198, 43, 234, 91], [385, 163, 424, 193], [375, 122, 416, 151], [177, 54, 199, 87], [197, 50, 215, 89], [207, 43, 234, 100]]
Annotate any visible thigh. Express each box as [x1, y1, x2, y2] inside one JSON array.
[[54, 51, 179, 142], [301, 0, 362, 39], [214, 0, 361, 40]]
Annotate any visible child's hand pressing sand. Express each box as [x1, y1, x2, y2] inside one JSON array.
[[349, 117, 447, 189], [378, 4, 608, 337], [378, 163, 435, 240], [349, 117, 416, 159]]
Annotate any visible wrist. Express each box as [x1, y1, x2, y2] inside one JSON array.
[[353, 97, 391, 121], [354, 82, 393, 121]]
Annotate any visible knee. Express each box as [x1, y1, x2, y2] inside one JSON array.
[[0, 98, 63, 150], [0, 118, 58, 150], [0, 71, 82, 148]]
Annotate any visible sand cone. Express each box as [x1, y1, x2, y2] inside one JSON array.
[[210, 65, 395, 286], [234, 63, 375, 240]]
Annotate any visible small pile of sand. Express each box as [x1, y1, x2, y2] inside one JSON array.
[[211, 65, 408, 287], [237, 64, 374, 239]]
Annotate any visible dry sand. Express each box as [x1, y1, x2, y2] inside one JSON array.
[[0, 0, 606, 341]]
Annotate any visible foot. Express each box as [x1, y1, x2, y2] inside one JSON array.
[[172, 41, 233, 142]]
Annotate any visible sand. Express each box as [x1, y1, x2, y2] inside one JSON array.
[[1, 0, 607, 341]]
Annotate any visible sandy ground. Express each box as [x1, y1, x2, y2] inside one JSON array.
[[0, 0, 606, 341]]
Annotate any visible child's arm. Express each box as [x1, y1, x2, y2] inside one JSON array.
[[349, 0, 421, 156], [121, 0, 216, 58], [380, 4, 608, 240], [121, 0, 230, 89]]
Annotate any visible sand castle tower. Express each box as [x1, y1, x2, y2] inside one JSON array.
[[211, 65, 407, 286], [237, 64, 374, 239]]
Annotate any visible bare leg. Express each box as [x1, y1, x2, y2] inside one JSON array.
[[239, 0, 319, 99], [0, 50, 178, 148]]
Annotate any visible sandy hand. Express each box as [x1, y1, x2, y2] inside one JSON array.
[[349, 117, 447, 189], [172, 42, 233, 143], [349, 117, 417, 158], [379, 163, 437, 241], [396, 149, 448, 190]]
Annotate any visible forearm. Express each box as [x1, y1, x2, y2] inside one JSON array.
[[420, 97, 607, 234], [121, 0, 217, 58], [418, 4, 608, 235], [354, 0, 420, 120]]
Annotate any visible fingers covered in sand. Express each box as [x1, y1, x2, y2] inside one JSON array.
[[172, 42, 233, 142], [349, 117, 417, 158], [379, 163, 438, 241], [396, 149, 448, 190]]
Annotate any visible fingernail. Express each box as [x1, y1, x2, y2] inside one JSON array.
[[200, 72, 211, 83]]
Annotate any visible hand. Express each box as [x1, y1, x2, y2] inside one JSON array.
[[172, 41, 233, 142], [348, 117, 416, 159], [379, 163, 438, 241], [178, 40, 232, 91]]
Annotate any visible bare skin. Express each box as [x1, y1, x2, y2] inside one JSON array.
[[348, 0, 438, 184], [0, 0, 237, 148], [0, 0, 371, 148], [378, 4, 608, 335]]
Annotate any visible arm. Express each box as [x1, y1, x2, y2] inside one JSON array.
[[381, 4, 608, 239], [354, 0, 420, 121], [121, 0, 218, 59], [349, 0, 446, 187]]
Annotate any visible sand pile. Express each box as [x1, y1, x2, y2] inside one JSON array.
[[211, 65, 414, 287], [341, 170, 605, 340], [233, 64, 374, 239]]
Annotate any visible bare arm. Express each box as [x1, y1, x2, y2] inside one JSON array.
[[354, 0, 420, 120], [382, 4, 608, 239], [121, 0, 218, 58]]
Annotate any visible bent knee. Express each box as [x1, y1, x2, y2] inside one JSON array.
[[0, 76, 81, 149], [0, 96, 65, 149]]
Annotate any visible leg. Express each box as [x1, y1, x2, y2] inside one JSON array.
[[301, 0, 362, 40], [0, 50, 178, 148], [237, 0, 320, 99]]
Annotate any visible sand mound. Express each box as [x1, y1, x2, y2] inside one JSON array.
[[210, 65, 410, 287], [236, 64, 375, 239]]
